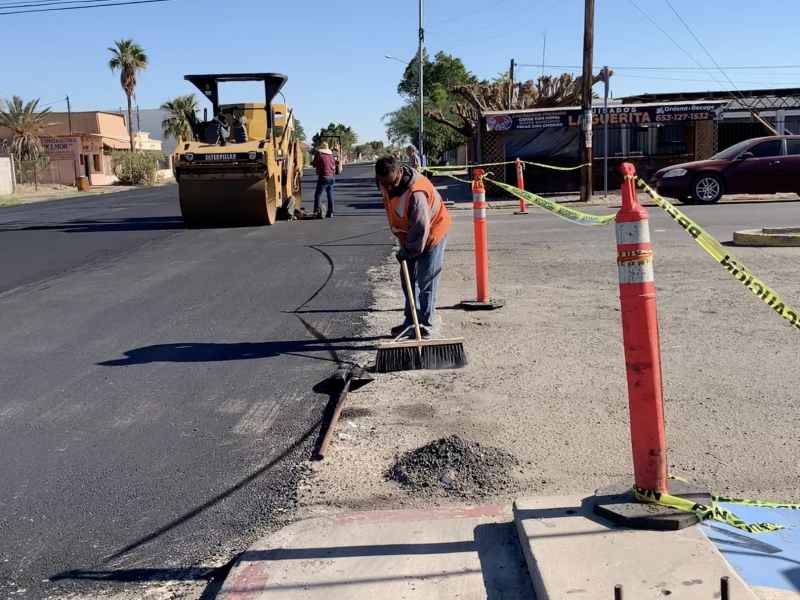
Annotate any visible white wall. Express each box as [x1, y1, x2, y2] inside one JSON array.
[[0, 156, 15, 196], [136, 109, 177, 155]]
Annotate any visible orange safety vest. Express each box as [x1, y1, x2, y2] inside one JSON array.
[[381, 171, 451, 251]]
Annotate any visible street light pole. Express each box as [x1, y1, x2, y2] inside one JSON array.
[[418, 0, 424, 164]]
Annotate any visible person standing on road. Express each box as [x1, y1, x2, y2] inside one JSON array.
[[376, 156, 451, 340], [312, 141, 335, 218], [406, 144, 421, 171]]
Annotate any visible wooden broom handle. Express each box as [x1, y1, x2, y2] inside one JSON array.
[[402, 260, 423, 342]]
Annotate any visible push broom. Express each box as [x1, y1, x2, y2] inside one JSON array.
[[375, 260, 467, 373]]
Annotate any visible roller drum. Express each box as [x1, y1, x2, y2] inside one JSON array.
[[179, 176, 277, 228]]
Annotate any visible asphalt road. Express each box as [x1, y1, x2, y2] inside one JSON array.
[[0, 164, 391, 598]]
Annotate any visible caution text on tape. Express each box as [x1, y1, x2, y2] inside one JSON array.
[[632, 176, 800, 332]]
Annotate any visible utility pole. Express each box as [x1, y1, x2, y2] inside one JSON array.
[[418, 0, 424, 164], [580, 0, 595, 202], [509, 58, 515, 108], [541, 33, 547, 80], [602, 66, 609, 197]]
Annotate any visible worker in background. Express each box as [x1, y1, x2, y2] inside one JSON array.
[[406, 144, 421, 171], [311, 141, 335, 218], [375, 156, 451, 340]]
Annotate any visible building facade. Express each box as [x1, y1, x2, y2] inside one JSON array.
[[1, 111, 164, 186]]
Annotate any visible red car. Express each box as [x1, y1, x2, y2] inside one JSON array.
[[650, 135, 800, 204]]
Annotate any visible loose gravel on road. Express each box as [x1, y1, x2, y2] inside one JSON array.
[[387, 435, 520, 498]]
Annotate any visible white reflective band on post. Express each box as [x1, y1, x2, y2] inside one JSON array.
[[618, 262, 654, 284], [474, 208, 486, 219], [616, 221, 651, 245]]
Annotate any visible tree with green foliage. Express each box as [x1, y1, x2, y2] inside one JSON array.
[[274, 117, 306, 143], [312, 123, 357, 152], [110, 149, 163, 185], [160, 94, 199, 142], [384, 51, 479, 161], [0, 96, 58, 159], [426, 71, 611, 140], [108, 39, 148, 151]]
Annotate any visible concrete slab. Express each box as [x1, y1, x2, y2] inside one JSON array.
[[514, 495, 757, 600], [217, 505, 535, 600]]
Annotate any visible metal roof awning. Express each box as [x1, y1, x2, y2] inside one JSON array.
[[620, 87, 800, 110]]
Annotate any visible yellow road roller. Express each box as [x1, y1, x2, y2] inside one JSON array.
[[174, 73, 304, 228]]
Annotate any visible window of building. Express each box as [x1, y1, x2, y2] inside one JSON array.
[[79, 155, 84, 166], [786, 139, 800, 156], [748, 140, 781, 158], [93, 154, 101, 172]]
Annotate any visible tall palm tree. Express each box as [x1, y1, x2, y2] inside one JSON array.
[[0, 96, 59, 159], [108, 39, 148, 151], [159, 93, 199, 142]]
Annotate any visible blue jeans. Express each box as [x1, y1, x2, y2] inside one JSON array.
[[314, 178, 335, 215], [402, 233, 448, 329]]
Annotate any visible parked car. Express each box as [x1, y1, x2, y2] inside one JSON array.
[[650, 135, 800, 204]]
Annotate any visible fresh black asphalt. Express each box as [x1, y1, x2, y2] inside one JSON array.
[[0, 165, 392, 598]]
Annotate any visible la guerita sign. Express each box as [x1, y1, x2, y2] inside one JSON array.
[[485, 101, 728, 132], [40, 137, 80, 161]]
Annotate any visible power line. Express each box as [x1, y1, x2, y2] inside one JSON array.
[[613, 73, 797, 87], [426, 0, 517, 29], [0, 0, 113, 7], [0, 0, 176, 15], [431, 0, 563, 43], [38, 98, 68, 108], [626, 0, 778, 133], [517, 64, 800, 79], [429, 0, 548, 36], [662, 0, 747, 98], [519, 63, 800, 72]]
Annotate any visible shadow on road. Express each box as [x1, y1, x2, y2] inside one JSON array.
[[19, 216, 185, 233], [97, 335, 387, 367]]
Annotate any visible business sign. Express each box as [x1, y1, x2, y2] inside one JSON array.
[[40, 137, 80, 161], [486, 102, 727, 132]]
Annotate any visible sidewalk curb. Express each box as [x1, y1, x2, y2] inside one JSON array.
[[216, 505, 510, 600], [514, 494, 757, 600]]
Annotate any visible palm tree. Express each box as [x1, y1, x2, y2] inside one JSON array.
[[160, 93, 199, 142], [0, 96, 59, 159], [108, 39, 148, 151]]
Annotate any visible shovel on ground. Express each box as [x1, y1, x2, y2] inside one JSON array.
[[316, 368, 374, 459]]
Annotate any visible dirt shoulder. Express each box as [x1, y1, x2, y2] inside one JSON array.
[[301, 203, 800, 517]]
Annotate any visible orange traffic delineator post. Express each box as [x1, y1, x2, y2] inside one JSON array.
[[616, 163, 668, 495], [513, 158, 529, 215], [592, 163, 711, 531], [459, 169, 505, 311]]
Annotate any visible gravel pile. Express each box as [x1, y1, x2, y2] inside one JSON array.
[[387, 435, 519, 498]]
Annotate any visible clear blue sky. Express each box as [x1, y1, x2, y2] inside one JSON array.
[[1, 0, 798, 145]]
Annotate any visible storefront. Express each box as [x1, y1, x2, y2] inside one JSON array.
[[480, 100, 727, 193]]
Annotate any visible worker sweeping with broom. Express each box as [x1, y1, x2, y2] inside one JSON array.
[[374, 156, 466, 372]]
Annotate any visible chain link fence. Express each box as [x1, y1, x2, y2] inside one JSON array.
[[14, 159, 65, 189]]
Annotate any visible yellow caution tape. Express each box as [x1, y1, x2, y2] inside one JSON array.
[[486, 177, 616, 227], [633, 486, 785, 534], [436, 171, 615, 227], [424, 160, 514, 170], [632, 177, 800, 332], [523, 161, 591, 171], [669, 474, 800, 509], [424, 160, 590, 172], [632, 473, 800, 533]]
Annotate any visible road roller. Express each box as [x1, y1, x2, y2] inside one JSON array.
[[174, 73, 304, 228]]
